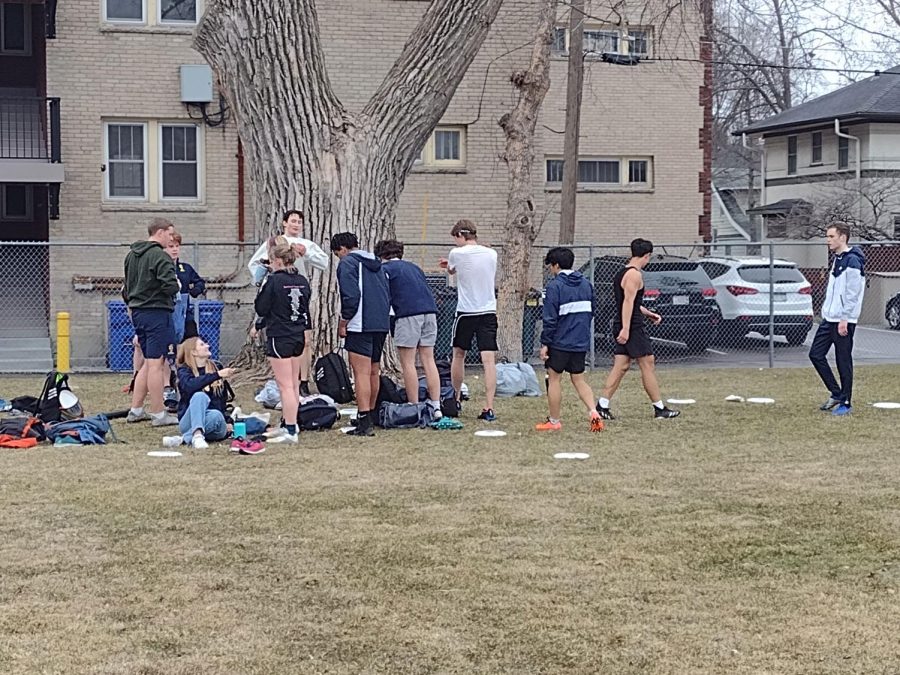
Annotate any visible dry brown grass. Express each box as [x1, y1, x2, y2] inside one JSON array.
[[1, 365, 899, 674]]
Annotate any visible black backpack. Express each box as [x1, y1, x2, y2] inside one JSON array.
[[298, 398, 339, 431], [376, 374, 406, 408], [0, 416, 46, 441], [25, 371, 74, 423], [314, 353, 354, 404]]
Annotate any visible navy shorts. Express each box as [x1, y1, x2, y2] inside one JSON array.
[[345, 331, 387, 362], [132, 308, 175, 360]]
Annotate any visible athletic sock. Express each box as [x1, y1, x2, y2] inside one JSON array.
[[285, 424, 297, 435], [130, 407, 144, 416], [549, 417, 560, 425], [598, 398, 610, 409], [652, 400, 665, 410]]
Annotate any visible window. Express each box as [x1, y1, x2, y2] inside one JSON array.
[[698, 262, 731, 279], [583, 29, 619, 55], [628, 30, 649, 56], [160, 125, 199, 199], [787, 135, 797, 175], [811, 131, 822, 164], [553, 25, 652, 57], [105, 123, 147, 199], [838, 135, 850, 170], [545, 156, 652, 188], [1, 2, 30, 55], [415, 126, 466, 168], [552, 27, 567, 54], [893, 214, 900, 239], [159, 0, 197, 24], [0, 184, 33, 221], [104, 0, 145, 22], [737, 265, 805, 284]]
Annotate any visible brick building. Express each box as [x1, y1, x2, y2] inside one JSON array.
[[0, 0, 709, 369]]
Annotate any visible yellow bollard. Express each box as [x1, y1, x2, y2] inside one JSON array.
[[56, 311, 70, 373]]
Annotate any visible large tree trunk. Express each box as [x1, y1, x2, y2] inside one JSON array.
[[194, 0, 504, 360], [495, 0, 558, 362]]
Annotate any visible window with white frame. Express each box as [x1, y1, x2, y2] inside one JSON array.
[[552, 24, 652, 57], [838, 135, 850, 170], [628, 29, 649, 56], [0, 184, 33, 221], [104, 0, 145, 22], [415, 126, 466, 168], [811, 131, 822, 164], [1, 2, 31, 55], [160, 124, 199, 199], [159, 0, 197, 24], [787, 135, 797, 175], [545, 156, 653, 188], [106, 123, 147, 199]]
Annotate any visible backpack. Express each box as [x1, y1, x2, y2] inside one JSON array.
[[376, 375, 406, 408], [45, 415, 114, 445], [315, 352, 354, 404], [36, 371, 76, 423], [0, 416, 46, 441], [496, 362, 542, 398], [298, 397, 339, 431], [377, 401, 434, 429]]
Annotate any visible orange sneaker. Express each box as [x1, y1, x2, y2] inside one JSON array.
[[590, 413, 604, 432], [535, 418, 562, 431]]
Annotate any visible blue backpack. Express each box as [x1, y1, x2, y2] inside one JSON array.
[[45, 415, 115, 445]]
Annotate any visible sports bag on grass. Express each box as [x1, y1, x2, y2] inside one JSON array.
[[496, 362, 542, 398], [0, 416, 46, 442], [376, 375, 406, 408], [315, 352, 354, 404], [45, 415, 114, 445], [298, 397, 339, 431], [377, 402, 433, 429]]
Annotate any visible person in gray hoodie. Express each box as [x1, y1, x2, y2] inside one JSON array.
[[809, 222, 865, 416]]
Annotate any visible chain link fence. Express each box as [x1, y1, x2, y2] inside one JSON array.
[[0, 239, 898, 374]]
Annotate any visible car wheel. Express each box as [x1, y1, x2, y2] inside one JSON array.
[[784, 327, 809, 346], [888, 304, 900, 330]]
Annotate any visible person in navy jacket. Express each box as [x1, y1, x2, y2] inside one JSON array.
[[174, 336, 235, 449], [166, 231, 206, 343], [331, 232, 391, 437], [536, 247, 603, 432]]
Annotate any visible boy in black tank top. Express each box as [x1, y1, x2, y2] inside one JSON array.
[[596, 238, 680, 420]]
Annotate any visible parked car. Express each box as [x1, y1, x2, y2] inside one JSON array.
[[886, 292, 900, 330], [697, 257, 813, 346], [578, 255, 721, 353]]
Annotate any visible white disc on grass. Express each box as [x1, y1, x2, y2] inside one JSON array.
[[147, 450, 182, 458], [872, 402, 900, 409], [746, 397, 775, 404], [725, 395, 745, 403], [339, 408, 358, 417], [554, 452, 590, 460], [474, 430, 507, 438], [667, 398, 696, 405]]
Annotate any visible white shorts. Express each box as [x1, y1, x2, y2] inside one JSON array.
[[393, 314, 438, 348]]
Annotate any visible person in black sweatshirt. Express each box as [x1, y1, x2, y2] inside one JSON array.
[[171, 336, 235, 449], [252, 236, 311, 444]]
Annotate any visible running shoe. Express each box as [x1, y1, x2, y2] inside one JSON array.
[[477, 408, 497, 422], [231, 439, 266, 454], [590, 412, 604, 432], [653, 406, 680, 419], [831, 404, 852, 416], [535, 418, 561, 431], [819, 397, 841, 411], [162, 435, 184, 448], [150, 413, 180, 427], [126, 410, 151, 423], [595, 405, 615, 421], [268, 433, 299, 444], [191, 435, 209, 450]]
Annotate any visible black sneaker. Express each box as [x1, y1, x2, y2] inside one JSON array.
[[477, 408, 496, 422], [653, 406, 680, 419], [300, 381, 311, 397], [595, 404, 615, 420], [348, 413, 374, 436]]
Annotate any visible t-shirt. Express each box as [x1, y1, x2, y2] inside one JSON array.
[[448, 244, 497, 313]]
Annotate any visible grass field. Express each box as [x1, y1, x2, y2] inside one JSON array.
[[1, 365, 899, 674]]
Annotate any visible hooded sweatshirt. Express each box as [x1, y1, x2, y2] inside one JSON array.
[[248, 236, 328, 284], [540, 270, 595, 352], [123, 241, 180, 311], [336, 250, 391, 333], [822, 246, 866, 323], [382, 259, 438, 318]]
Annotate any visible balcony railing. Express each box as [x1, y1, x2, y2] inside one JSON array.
[[0, 97, 61, 162]]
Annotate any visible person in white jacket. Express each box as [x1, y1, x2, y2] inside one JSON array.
[[248, 210, 328, 395], [809, 222, 865, 416]]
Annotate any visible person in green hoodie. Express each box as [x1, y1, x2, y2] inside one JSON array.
[[123, 218, 180, 426]]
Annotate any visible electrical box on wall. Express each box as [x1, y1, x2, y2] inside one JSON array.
[[180, 65, 213, 103]]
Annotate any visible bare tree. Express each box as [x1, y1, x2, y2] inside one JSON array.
[[194, 0, 504, 359]]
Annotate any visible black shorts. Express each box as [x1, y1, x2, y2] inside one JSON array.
[[266, 335, 305, 359], [131, 308, 175, 360], [612, 324, 654, 358], [345, 331, 387, 362], [545, 348, 587, 374], [452, 312, 498, 352]]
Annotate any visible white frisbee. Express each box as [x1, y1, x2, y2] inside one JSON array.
[[667, 398, 696, 405], [554, 452, 590, 460], [474, 430, 507, 438], [147, 450, 182, 458], [746, 397, 775, 404], [725, 395, 745, 403], [339, 408, 358, 417], [872, 402, 900, 409]]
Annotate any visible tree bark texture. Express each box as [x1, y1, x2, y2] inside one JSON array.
[[194, 0, 503, 358], [558, 0, 585, 245], [496, 0, 558, 362]]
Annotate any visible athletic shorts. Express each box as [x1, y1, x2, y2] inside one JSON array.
[[345, 331, 387, 362], [452, 312, 498, 352], [545, 347, 587, 374], [612, 323, 654, 359], [266, 335, 305, 359], [131, 308, 175, 360], [393, 314, 438, 348]]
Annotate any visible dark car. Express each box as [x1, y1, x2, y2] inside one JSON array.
[[579, 255, 721, 353], [887, 292, 900, 330]]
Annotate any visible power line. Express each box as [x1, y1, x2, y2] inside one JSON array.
[[643, 55, 900, 77]]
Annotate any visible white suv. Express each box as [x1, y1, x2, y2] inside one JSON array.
[[698, 257, 814, 346]]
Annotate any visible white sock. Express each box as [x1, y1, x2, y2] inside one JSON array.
[[130, 407, 144, 416], [598, 398, 610, 409], [652, 400, 665, 410], [549, 417, 560, 425]]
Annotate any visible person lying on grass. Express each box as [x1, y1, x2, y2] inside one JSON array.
[[171, 337, 236, 449]]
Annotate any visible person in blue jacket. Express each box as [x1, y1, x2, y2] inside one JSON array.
[[172, 336, 235, 449], [166, 231, 206, 343], [536, 247, 603, 432], [331, 232, 391, 437]]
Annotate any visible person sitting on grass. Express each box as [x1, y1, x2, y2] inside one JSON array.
[[536, 247, 604, 432], [169, 336, 236, 449]]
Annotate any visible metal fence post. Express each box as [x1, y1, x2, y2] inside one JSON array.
[[589, 245, 595, 370], [768, 241, 775, 369]]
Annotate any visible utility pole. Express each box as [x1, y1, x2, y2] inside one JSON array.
[[558, 0, 585, 245]]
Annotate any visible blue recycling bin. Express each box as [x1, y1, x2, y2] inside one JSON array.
[[197, 300, 224, 361], [107, 301, 135, 372]]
